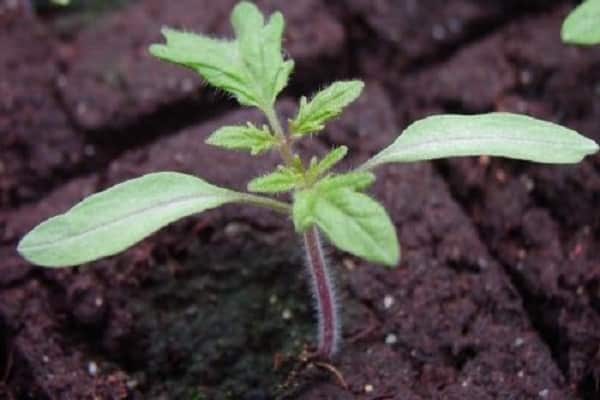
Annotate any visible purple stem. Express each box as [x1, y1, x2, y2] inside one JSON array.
[[303, 226, 339, 358]]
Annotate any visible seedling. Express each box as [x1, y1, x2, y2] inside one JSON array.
[[562, 0, 600, 45], [18, 2, 598, 359]]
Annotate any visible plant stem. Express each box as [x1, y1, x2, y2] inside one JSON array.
[[264, 106, 337, 356], [303, 226, 339, 358], [240, 193, 291, 215], [264, 106, 295, 167]]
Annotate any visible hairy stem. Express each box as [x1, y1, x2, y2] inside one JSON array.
[[264, 106, 295, 166], [303, 226, 339, 358]]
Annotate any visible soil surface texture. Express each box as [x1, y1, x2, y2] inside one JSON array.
[[0, 1, 599, 399]]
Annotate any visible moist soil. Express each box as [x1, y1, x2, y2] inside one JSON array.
[[1, 1, 599, 399]]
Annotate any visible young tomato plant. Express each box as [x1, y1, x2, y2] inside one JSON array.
[[18, 1, 599, 359]]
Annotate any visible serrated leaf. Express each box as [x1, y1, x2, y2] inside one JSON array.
[[149, 2, 293, 109], [248, 167, 302, 193], [317, 171, 376, 192], [293, 187, 399, 267], [361, 112, 599, 169], [18, 172, 290, 267], [315, 146, 348, 175], [562, 0, 600, 45], [290, 81, 364, 136], [206, 123, 277, 155]]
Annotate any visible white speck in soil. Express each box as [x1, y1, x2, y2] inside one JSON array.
[[127, 379, 139, 389], [383, 295, 395, 309], [42, 355, 49, 363], [518, 370, 525, 378], [514, 337, 525, 347], [519, 70, 533, 85], [282, 309, 292, 320], [539, 389, 549, 398], [343, 258, 356, 271], [385, 333, 398, 345], [364, 384, 374, 393], [521, 175, 535, 192], [88, 361, 98, 376], [269, 294, 278, 304]]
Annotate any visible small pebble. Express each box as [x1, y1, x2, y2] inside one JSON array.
[[514, 337, 525, 347], [343, 258, 356, 271], [88, 361, 98, 376], [126, 379, 139, 389], [282, 309, 292, 320], [364, 384, 374, 393], [521, 175, 535, 192], [383, 295, 394, 309], [42, 355, 49, 363], [385, 333, 398, 345]]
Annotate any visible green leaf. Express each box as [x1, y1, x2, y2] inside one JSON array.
[[18, 172, 290, 267], [290, 81, 364, 136], [305, 146, 348, 183], [293, 187, 399, 267], [317, 171, 375, 192], [149, 2, 293, 109], [247, 166, 302, 193], [361, 112, 599, 169], [562, 0, 600, 45], [206, 123, 277, 155], [314, 146, 348, 175]]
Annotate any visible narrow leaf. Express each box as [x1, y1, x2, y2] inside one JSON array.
[[314, 146, 348, 175], [305, 146, 348, 183], [18, 172, 289, 267], [317, 172, 376, 192], [248, 167, 302, 193], [562, 0, 600, 45], [149, 2, 293, 109], [293, 187, 399, 267], [361, 112, 599, 169], [291, 81, 364, 136], [206, 123, 277, 155]]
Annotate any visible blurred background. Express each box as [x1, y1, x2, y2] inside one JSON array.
[[1, 1, 599, 399]]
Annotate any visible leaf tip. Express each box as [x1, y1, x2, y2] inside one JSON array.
[[148, 44, 164, 57], [383, 247, 401, 269], [586, 138, 600, 154]]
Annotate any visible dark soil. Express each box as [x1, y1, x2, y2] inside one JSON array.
[[1, 1, 598, 399]]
